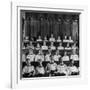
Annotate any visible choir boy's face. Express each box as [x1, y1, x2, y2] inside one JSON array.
[[51, 34, 53, 38], [64, 52, 67, 56], [37, 43, 40, 47], [67, 43, 69, 47], [65, 36, 67, 39], [69, 36, 71, 40], [58, 36, 60, 40], [59, 43, 62, 46], [26, 36, 29, 40], [44, 36, 47, 40], [38, 36, 41, 39], [43, 42, 46, 45]]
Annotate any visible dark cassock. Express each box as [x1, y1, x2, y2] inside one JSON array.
[[21, 11, 26, 39], [53, 20, 58, 39], [22, 17, 24, 34], [30, 17, 39, 39], [22, 17, 25, 39], [49, 17, 54, 35], [44, 18, 50, 37], [40, 17, 46, 38], [62, 19, 71, 37], [36, 19, 40, 38], [33, 18, 39, 38], [58, 19, 63, 39], [25, 18, 31, 39], [53, 19, 62, 39], [71, 20, 79, 42], [30, 17, 34, 38]]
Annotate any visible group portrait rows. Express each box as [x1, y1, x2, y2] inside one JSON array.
[[21, 34, 79, 78]]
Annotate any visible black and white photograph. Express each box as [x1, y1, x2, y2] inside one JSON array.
[[0, 0, 88, 89], [10, 0, 88, 88], [20, 9, 80, 79]]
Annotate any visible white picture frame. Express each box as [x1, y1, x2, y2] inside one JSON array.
[[11, 1, 88, 89]]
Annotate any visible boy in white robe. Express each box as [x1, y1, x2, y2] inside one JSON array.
[[35, 43, 41, 50], [49, 42, 56, 50], [49, 34, 55, 42], [41, 41, 48, 50], [26, 50, 35, 63], [56, 60, 68, 76], [67, 60, 79, 75], [36, 61, 45, 76], [35, 50, 44, 62], [46, 56, 57, 76], [62, 52, 69, 62], [57, 43, 64, 50], [22, 60, 35, 77], [68, 36, 74, 43], [37, 36, 42, 42], [53, 50, 61, 62], [63, 35, 68, 43], [65, 43, 71, 50], [44, 36, 48, 42], [57, 36, 61, 42]]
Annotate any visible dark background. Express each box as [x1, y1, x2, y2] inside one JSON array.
[[21, 10, 80, 42]]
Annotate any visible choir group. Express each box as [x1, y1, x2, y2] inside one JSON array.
[[22, 34, 79, 78]]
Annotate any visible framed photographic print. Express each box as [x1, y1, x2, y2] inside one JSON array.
[[11, 1, 87, 88]]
